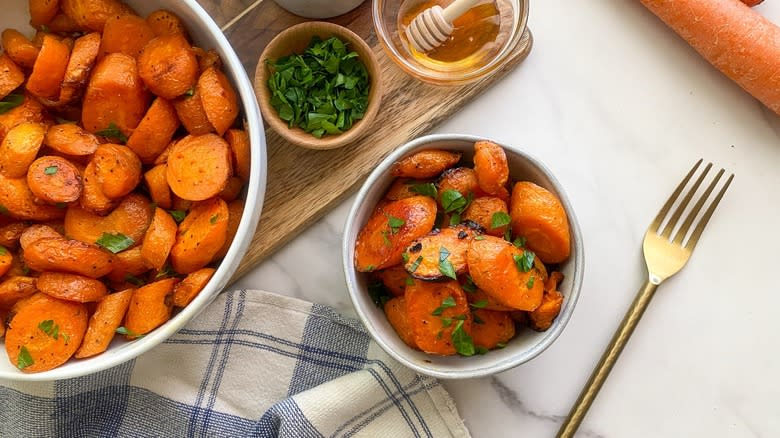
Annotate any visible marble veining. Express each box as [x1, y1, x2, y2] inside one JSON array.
[[236, 1, 780, 436]]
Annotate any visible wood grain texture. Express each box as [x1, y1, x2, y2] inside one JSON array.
[[217, 0, 532, 281], [196, 0, 260, 27]]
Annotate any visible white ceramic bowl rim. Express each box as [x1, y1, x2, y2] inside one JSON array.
[[343, 133, 584, 379], [0, 0, 267, 381]]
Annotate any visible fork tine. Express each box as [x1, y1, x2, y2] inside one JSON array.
[[684, 173, 734, 250], [672, 168, 724, 245], [649, 159, 703, 233], [660, 162, 712, 238]]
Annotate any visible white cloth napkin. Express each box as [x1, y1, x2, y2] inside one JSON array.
[[0, 289, 471, 437]]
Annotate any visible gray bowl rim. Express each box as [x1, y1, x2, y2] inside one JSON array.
[[342, 133, 584, 379]]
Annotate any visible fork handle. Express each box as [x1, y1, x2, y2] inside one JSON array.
[[556, 280, 659, 438]]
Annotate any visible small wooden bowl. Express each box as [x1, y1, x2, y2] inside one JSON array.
[[255, 21, 383, 150]]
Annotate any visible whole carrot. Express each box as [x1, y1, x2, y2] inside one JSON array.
[[641, 0, 780, 114]]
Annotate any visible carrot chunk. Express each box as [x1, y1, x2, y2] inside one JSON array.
[[509, 181, 570, 264], [37, 272, 108, 302], [27, 156, 83, 204], [166, 134, 231, 202], [384, 297, 418, 349], [123, 278, 176, 338], [405, 279, 472, 356], [26, 35, 70, 100], [74, 288, 133, 358], [140, 208, 177, 271], [170, 197, 228, 274], [391, 149, 461, 179], [402, 226, 478, 280], [172, 267, 215, 308]]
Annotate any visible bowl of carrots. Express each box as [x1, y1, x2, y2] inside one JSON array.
[[0, 0, 266, 380], [343, 134, 583, 378]]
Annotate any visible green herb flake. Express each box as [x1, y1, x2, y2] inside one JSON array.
[[210, 214, 219, 224], [184, 88, 195, 96], [386, 214, 405, 233], [17, 346, 34, 370], [62, 333, 71, 344], [475, 346, 489, 355], [440, 317, 453, 328], [267, 36, 370, 138], [409, 182, 437, 199], [169, 210, 186, 223], [462, 275, 477, 294], [526, 275, 535, 289], [381, 230, 392, 247], [95, 232, 134, 254], [0, 204, 8, 215], [473, 313, 485, 324], [470, 299, 489, 309], [401, 252, 410, 263], [491, 212, 511, 229], [95, 122, 128, 143], [155, 263, 176, 279], [496, 342, 507, 349], [504, 228, 513, 242], [431, 295, 456, 316], [125, 274, 145, 287], [438, 247, 457, 280], [474, 235, 486, 241], [513, 236, 527, 248], [116, 326, 145, 338], [513, 250, 535, 273], [440, 190, 469, 214], [367, 281, 392, 308], [405, 277, 414, 286], [0, 94, 24, 115], [38, 320, 59, 340], [448, 213, 461, 227], [0, 246, 6, 256], [408, 256, 423, 273], [43, 166, 59, 175], [365, 265, 375, 272], [451, 320, 475, 356]]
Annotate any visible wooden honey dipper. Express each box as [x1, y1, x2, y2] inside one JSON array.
[[405, 0, 481, 52]]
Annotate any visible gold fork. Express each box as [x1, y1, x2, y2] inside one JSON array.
[[557, 159, 734, 438]]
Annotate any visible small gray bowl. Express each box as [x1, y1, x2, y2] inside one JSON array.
[[342, 134, 584, 379]]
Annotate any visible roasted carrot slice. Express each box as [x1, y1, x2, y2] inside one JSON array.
[[405, 279, 472, 356], [78, 160, 116, 215], [91, 143, 142, 199], [166, 134, 231, 201], [99, 14, 155, 59], [170, 197, 228, 274], [403, 225, 477, 280], [213, 199, 243, 260], [0, 276, 38, 308], [146, 10, 187, 37], [467, 235, 545, 311], [65, 192, 153, 246], [473, 141, 509, 199], [0, 173, 66, 221], [138, 34, 198, 100], [18, 224, 61, 248], [354, 196, 438, 272], [106, 246, 146, 283], [0, 55, 24, 101], [5, 292, 88, 372], [37, 271, 108, 302], [0, 223, 26, 248], [22, 235, 114, 278], [82, 53, 150, 137], [0, 94, 46, 143], [143, 164, 172, 210], [528, 290, 564, 331], [462, 196, 510, 237], [509, 181, 570, 264], [470, 309, 516, 350], [195, 48, 222, 74], [172, 267, 215, 308], [225, 129, 250, 183], [29, 0, 60, 27], [1, 29, 40, 69], [374, 265, 411, 297], [140, 208, 177, 271], [384, 179, 434, 201], [384, 296, 417, 349], [26, 35, 70, 100], [437, 167, 484, 205], [57, 32, 101, 106], [126, 97, 180, 163], [390, 150, 461, 179], [27, 156, 83, 204], [0, 247, 13, 278], [0, 122, 47, 178], [173, 88, 214, 135], [217, 177, 243, 203], [463, 281, 514, 311], [60, 0, 136, 32], [123, 278, 176, 338], [74, 288, 133, 358], [45, 124, 100, 156], [198, 67, 238, 135]]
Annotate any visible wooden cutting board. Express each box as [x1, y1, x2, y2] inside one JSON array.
[[223, 1, 533, 281]]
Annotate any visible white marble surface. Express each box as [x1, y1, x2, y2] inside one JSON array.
[[235, 1, 780, 436]]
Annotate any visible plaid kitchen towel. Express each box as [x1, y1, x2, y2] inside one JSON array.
[[0, 289, 470, 438]]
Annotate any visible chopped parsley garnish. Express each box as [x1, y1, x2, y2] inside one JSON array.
[[491, 212, 511, 229], [451, 320, 475, 356], [438, 247, 457, 280], [125, 274, 145, 287], [475, 346, 489, 355], [513, 236, 526, 248], [155, 263, 177, 279], [38, 320, 60, 340], [367, 281, 392, 308], [95, 122, 128, 143], [513, 250, 535, 273], [473, 313, 485, 324], [431, 296, 456, 316], [96, 232, 134, 253], [504, 227, 513, 242], [409, 182, 437, 199], [17, 346, 33, 370], [43, 166, 58, 175], [267, 36, 370, 138], [365, 265, 375, 272], [401, 252, 410, 263], [0, 246, 6, 256], [381, 230, 392, 247], [440, 317, 453, 328], [440, 190, 470, 214], [470, 299, 488, 309], [169, 210, 186, 223], [184, 87, 195, 96], [404, 277, 414, 286], [408, 256, 423, 273], [116, 326, 145, 338], [474, 235, 485, 241], [386, 215, 405, 233], [210, 214, 219, 224], [496, 342, 507, 349], [526, 275, 535, 289], [0, 94, 24, 115], [462, 275, 477, 293], [448, 213, 461, 226]]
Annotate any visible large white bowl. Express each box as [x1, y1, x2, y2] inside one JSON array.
[[0, 1, 267, 380], [343, 134, 584, 379]]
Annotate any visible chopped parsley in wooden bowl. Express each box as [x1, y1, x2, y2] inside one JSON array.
[[255, 22, 382, 150]]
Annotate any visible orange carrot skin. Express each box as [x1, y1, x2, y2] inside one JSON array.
[[75, 288, 133, 358], [641, 0, 780, 114]]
